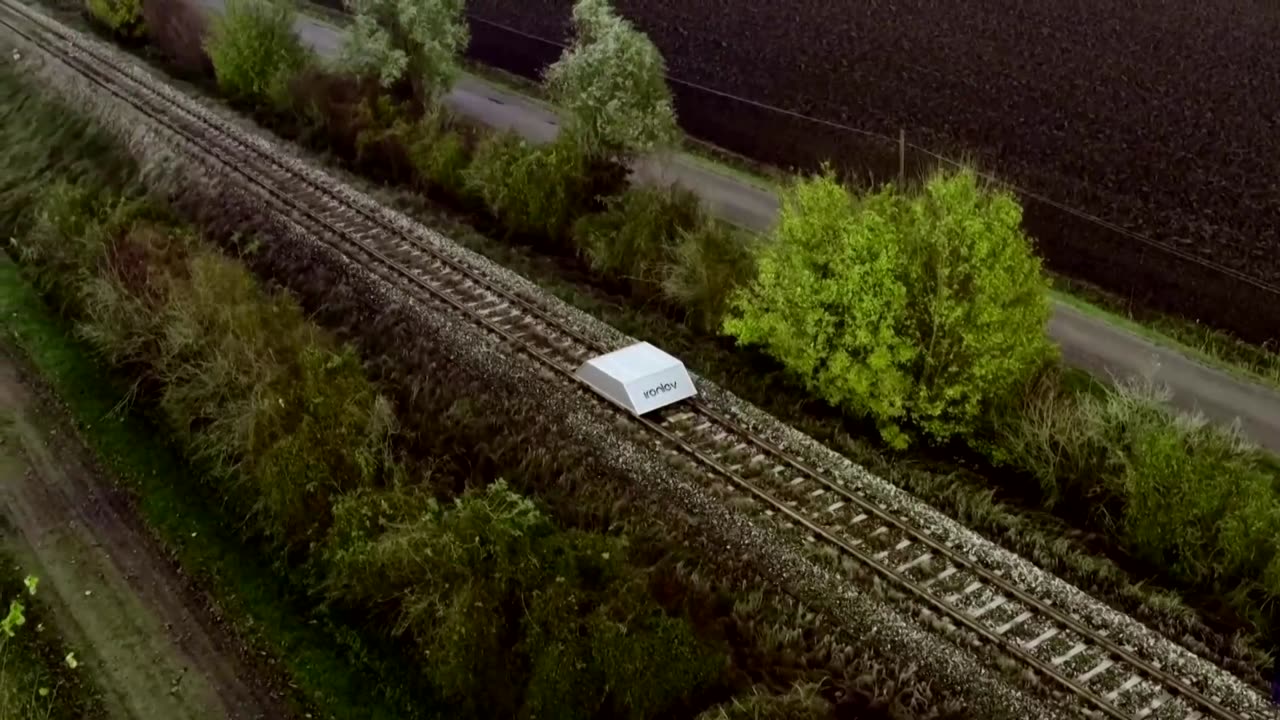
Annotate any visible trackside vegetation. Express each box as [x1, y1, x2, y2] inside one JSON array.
[[75, 0, 1280, 683], [8, 156, 720, 720], [0, 64, 888, 718]]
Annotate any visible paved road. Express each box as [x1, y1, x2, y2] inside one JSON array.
[[190, 0, 1280, 453]]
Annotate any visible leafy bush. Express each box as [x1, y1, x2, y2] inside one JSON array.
[[85, 0, 146, 39], [206, 0, 309, 108], [19, 182, 401, 551], [544, 0, 678, 160], [406, 111, 473, 194], [571, 184, 702, 289], [141, 0, 211, 76], [725, 168, 1053, 448], [663, 222, 758, 333], [340, 0, 468, 107], [996, 377, 1280, 621], [324, 481, 724, 719], [463, 133, 591, 241]]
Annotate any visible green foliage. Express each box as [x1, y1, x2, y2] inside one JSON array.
[[340, 0, 468, 107], [695, 683, 832, 719], [206, 0, 309, 107], [325, 481, 723, 719], [1, 64, 727, 719], [85, 0, 146, 39], [19, 182, 401, 551], [571, 184, 701, 289], [463, 134, 590, 240], [995, 377, 1280, 619], [405, 109, 473, 193], [662, 222, 758, 333], [725, 168, 1053, 447], [568, 185, 753, 331], [0, 70, 136, 243], [544, 0, 678, 160]]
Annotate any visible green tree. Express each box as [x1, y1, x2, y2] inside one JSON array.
[[206, 0, 309, 108], [340, 0, 468, 107], [725, 168, 1053, 448], [543, 0, 678, 161]]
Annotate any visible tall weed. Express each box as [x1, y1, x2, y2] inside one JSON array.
[[571, 184, 701, 290], [995, 376, 1280, 629], [695, 683, 832, 719], [0, 71, 136, 240], [662, 222, 758, 333], [405, 109, 474, 197], [463, 134, 591, 242]]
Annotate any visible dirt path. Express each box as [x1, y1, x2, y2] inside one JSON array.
[[0, 345, 293, 720]]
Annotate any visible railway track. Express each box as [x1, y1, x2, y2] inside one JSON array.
[[0, 4, 1268, 719]]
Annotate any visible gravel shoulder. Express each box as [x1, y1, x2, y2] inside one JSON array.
[[0, 343, 291, 720]]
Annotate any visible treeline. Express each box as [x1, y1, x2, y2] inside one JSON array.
[[81, 0, 1280, 675]]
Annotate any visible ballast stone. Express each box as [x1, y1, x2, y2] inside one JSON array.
[[576, 342, 697, 415]]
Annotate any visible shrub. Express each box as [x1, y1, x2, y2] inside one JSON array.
[[463, 134, 591, 241], [996, 375, 1280, 628], [206, 0, 309, 108], [571, 184, 702, 290], [340, 0, 468, 107], [544, 0, 678, 161], [19, 181, 401, 551], [662, 222, 758, 333], [349, 95, 418, 182], [283, 67, 371, 153], [324, 481, 724, 719], [141, 0, 211, 76], [406, 109, 474, 195], [725, 168, 1053, 448], [85, 0, 146, 39]]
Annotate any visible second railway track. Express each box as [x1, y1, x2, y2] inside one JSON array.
[[0, 4, 1269, 719]]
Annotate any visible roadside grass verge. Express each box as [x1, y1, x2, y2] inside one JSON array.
[[1050, 274, 1280, 393]]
